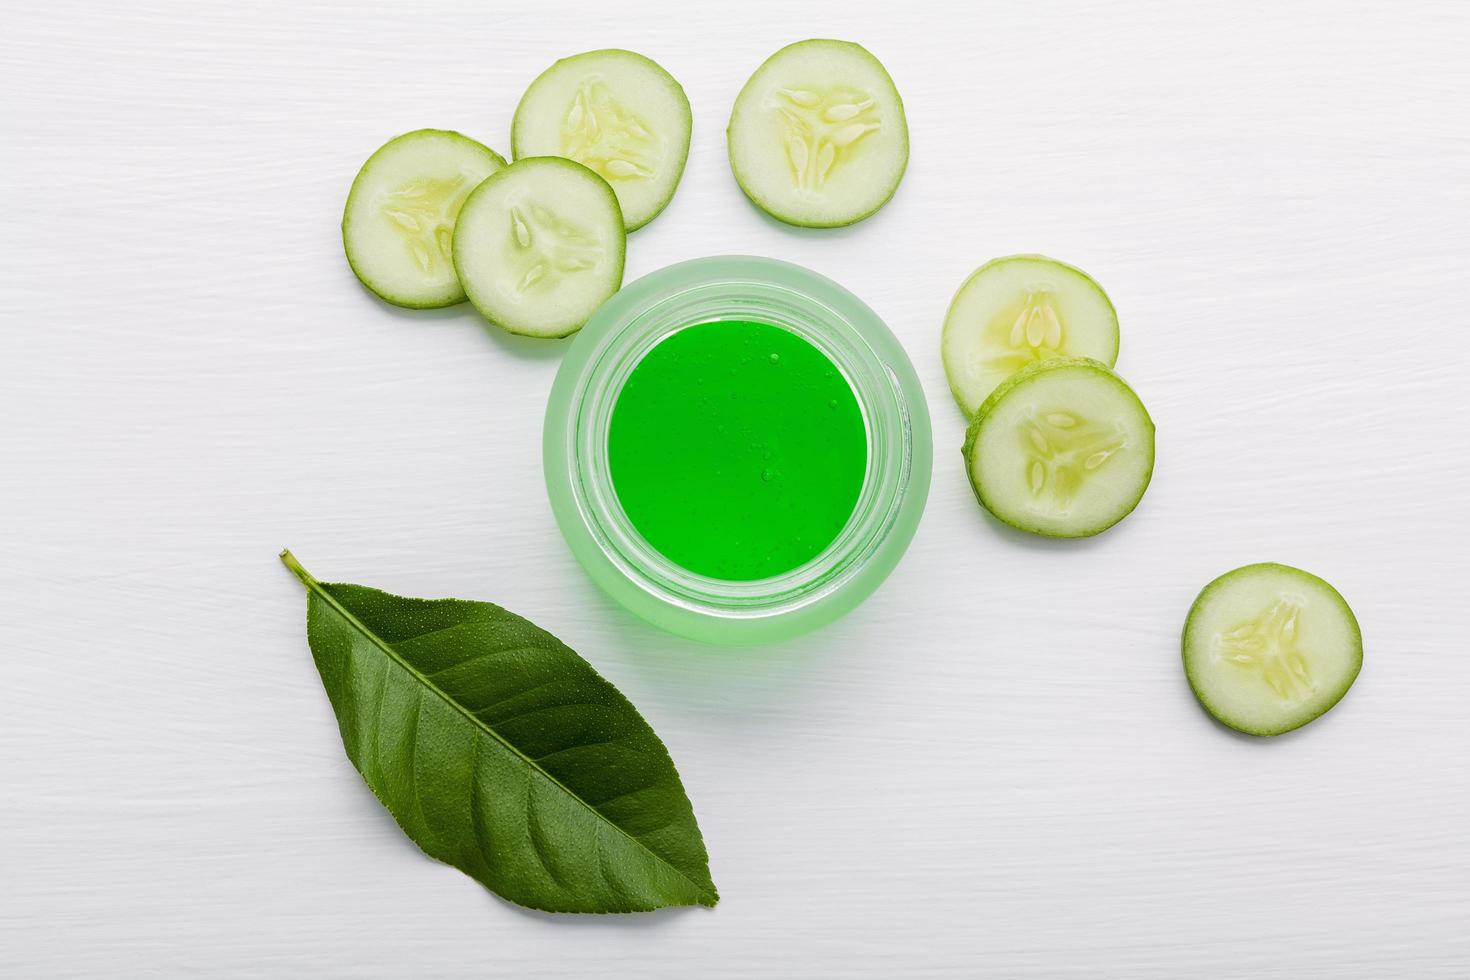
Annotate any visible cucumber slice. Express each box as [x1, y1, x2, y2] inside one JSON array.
[[1183, 564, 1363, 736], [512, 49, 692, 232], [942, 255, 1120, 416], [727, 39, 908, 228], [963, 357, 1154, 538], [342, 130, 506, 308], [451, 157, 625, 338]]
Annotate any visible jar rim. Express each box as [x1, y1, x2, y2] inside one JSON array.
[[543, 256, 932, 644]]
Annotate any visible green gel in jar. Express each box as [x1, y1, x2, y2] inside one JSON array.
[[608, 320, 868, 581], [544, 256, 932, 644]]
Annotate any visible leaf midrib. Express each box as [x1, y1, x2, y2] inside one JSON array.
[[284, 552, 714, 903]]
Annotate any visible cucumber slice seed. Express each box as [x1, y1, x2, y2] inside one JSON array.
[[451, 157, 625, 338], [727, 39, 909, 228], [942, 255, 1120, 416], [963, 357, 1154, 538], [512, 49, 692, 232], [342, 129, 506, 309], [1183, 563, 1362, 736]]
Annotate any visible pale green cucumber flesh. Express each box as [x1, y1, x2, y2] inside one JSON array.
[[963, 357, 1154, 538], [727, 39, 909, 228], [342, 129, 506, 309], [512, 49, 692, 232], [1183, 563, 1362, 736], [942, 255, 1120, 416], [451, 157, 625, 338]]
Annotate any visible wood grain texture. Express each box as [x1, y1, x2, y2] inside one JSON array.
[[2, 0, 1468, 976]]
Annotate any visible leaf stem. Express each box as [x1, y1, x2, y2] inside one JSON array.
[[279, 548, 319, 588]]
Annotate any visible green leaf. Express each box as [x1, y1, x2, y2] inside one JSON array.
[[280, 550, 717, 913]]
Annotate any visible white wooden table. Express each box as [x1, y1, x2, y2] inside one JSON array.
[[4, 1, 1468, 976]]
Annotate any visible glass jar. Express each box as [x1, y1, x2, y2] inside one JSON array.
[[543, 255, 931, 644]]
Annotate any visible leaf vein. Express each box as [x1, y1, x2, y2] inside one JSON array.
[[531, 738, 622, 764], [524, 788, 568, 890], [417, 643, 545, 680], [458, 676, 563, 717], [479, 700, 609, 727]]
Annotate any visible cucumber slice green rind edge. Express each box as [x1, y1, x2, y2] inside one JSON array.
[[450, 156, 626, 339], [511, 49, 693, 233], [962, 356, 1155, 538], [342, 129, 507, 309], [942, 254, 1121, 415], [1182, 562, 1363, 737], [726, 39, 909, 229]]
